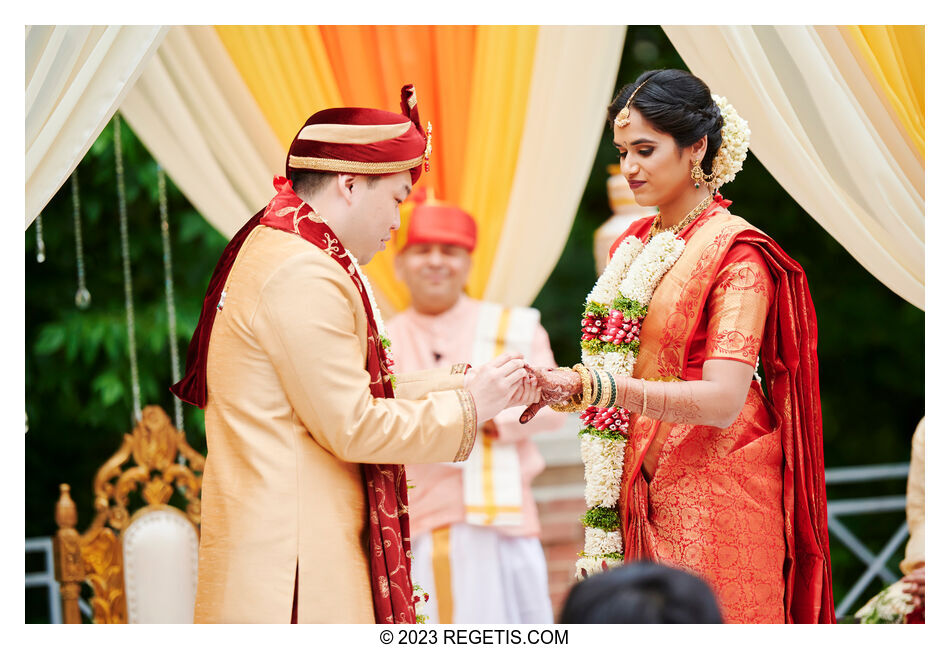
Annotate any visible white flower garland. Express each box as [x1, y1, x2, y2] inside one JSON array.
[[346, 250, 395, 372], [580, 435, 626, 509], [575, 228, 687, 580]]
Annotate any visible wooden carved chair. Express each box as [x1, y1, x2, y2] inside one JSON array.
[[53, 405, 205, 623]]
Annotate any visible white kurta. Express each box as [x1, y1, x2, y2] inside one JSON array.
[[388, 295, 564, 623]]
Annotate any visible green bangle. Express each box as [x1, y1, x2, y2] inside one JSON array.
[[604, 371, 617, 408], [590, 368, 603, 407]]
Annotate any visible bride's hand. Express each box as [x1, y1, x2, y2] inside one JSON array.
[[518, 365, 582, 423]]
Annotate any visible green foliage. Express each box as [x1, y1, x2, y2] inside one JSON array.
[[578, 552, 625, 561], [580, 337, 639, 357], [581, 506, 621, 532], [25, 118, 227, 541], [579, 427, 627, 442], [612, 297, 647, 321]]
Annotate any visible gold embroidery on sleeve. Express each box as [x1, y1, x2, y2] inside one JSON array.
[[453, 389, 477, 462]]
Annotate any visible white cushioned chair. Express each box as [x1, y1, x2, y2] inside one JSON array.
[[54, 406, 205, 623]]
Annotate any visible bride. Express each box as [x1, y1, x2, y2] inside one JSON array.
[[522, 68, 834, 623]]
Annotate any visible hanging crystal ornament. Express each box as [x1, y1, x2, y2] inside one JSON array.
[[114, 115, 142, 422], [157, 166, 184, 433], [71, 173, 91, 309], [35, 213, 46, 263]]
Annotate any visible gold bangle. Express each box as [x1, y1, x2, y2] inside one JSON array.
[[573, 364, 594, 409], [550, 364, 594, 412]]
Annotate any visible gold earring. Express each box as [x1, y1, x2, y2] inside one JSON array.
[[691, 159, 714, 189]]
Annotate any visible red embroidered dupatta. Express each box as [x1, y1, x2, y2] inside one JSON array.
[[615, 199, 834, 623], [172, 177, 415, 624]]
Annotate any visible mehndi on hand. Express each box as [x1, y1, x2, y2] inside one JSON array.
[[519, 365, 583, 423]]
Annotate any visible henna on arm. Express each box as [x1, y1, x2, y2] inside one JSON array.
[[614, 358, 754, 428], [519, 359, 753, 428]]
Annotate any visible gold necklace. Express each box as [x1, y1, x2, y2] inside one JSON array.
[[648, 195, 714, 241]]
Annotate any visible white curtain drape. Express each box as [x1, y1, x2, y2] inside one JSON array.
[[483, 26, 626, 307], [120, 26, 285, 238], [25, 25, 168, 227], [663, 25, 924, 309]]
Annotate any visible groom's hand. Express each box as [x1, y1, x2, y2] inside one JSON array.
[[465, 353, 528, 423], [506, 369, 540, 410]]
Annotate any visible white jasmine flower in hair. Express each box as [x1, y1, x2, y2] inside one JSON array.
[[709, 94, 751, 190]]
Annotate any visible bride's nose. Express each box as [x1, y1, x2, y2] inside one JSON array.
[[620, 155, 639, 177]]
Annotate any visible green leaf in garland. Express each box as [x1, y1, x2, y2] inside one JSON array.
[[583, 301, 609, 318], [578, 551, 624, 561], [581, 506, 621, 531], [612, 296, 648, 320], [580, 338, 639, 356], [578, 427, 627, 442]]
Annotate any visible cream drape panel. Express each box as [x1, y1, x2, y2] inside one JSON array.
[[25, 25, 167, 227], [663, 25, 924, 309], [483, 26, 626, 307], [121, 26, 285, 237]]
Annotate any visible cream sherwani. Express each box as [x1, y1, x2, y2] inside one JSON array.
[[194, 226, 476, 623]]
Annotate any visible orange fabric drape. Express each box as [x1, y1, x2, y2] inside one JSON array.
[[216, 25, 538, 312], [316, 26, 481, 309]]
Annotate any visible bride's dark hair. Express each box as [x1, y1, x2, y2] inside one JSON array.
[[607, 69, 723, 176]]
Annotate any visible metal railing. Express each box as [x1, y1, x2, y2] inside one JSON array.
[[25, 537, 61, 624], [825, 462, 910, 619]]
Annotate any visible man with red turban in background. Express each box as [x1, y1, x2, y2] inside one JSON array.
[[388, 194, 566, 623], [172, 86, 538, 623]]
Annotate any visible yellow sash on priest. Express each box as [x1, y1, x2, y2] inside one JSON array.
[[462, 302, 539, 527]]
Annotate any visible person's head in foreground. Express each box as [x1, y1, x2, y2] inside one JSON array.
[[559, 561, 723, 624], [394, 193, 477, 316], [286, 85, 431, 265], [608, 68, 739, 217]]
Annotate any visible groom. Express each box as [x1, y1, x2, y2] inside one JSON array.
[[172, 85, 537, 623]]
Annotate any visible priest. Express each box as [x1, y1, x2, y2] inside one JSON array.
[[388, 195, 566, 623]]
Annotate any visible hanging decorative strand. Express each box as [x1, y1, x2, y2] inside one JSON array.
[[71, 173, 91, 309], [114, 115, 142, 422], [35, 213, 46, 263], [157, 166, 184, 433]]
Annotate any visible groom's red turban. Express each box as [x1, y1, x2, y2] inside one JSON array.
[[286, 84, 431, 184]]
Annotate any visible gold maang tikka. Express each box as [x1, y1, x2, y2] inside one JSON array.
[[614, 79, 650, 128]]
